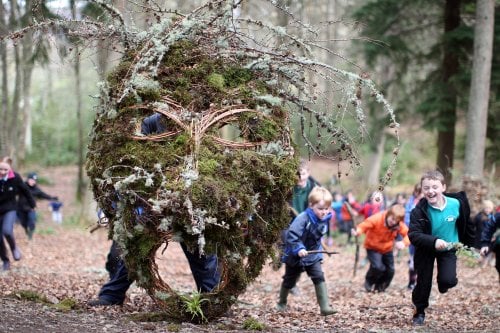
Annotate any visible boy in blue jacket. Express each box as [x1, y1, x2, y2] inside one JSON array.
[[277, 186, 335, 316]]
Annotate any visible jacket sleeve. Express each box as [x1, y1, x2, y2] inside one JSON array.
[[31, 185, 56, 200], [480, 214, 500, 247], [456, 191, 475, 248], [397, 223, 411, 246], [356, 216, 375, 234], [286, 214, 308, 255]]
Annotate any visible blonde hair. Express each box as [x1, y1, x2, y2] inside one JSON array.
[[298, 158, 310, 172], [308, 186, 333, 206], [387, 204, 406, 221], [483, 200, 494, 211]]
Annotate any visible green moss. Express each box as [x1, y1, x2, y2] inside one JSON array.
[[15, 290, 50, 303], [54, 298, 78, 311], [137, 88, 161, 101], [207, 73, 225, 91], [198, 158, 219, 175], [223, 67, 253, 88], [242, 317, 265, 331]]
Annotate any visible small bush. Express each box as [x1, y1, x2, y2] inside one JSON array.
[[242, 317, 265, 331]]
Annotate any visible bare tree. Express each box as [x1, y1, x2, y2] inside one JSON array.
[[436, 0, 461, 185], [464, 0, 494, 179]]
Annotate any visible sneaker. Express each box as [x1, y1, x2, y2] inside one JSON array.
[[27, 229, 34, 241], [2, 261, 10, 271], [364, 280, 374, 292], [88, 298, 123, 306], [412, 313, 425, 326], [12, 248, 22, 261]]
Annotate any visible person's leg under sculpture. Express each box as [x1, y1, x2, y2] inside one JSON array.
[[96, 258, 133, 305], [180, 242, 220, 292]]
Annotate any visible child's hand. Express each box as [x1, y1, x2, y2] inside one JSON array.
[[480, 246, 489, 256], [395, 240, 405, 250], [434, 239, 448, 250], [350, 228, 358, 237], [298, 249, 308, 257]]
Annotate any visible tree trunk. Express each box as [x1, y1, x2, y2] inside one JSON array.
[[464, 0, 494, 179], [71, 1, 86, 203], [437, 0, 461, 185], [0, 1, 9, 156], [21, 25, 35, 155]]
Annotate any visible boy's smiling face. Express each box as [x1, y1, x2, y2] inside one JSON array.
[[421, 177, 446, 207]]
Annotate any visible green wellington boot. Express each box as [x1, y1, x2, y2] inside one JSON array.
[[276, 285, 290, 311], [314, 282, 336, 316]]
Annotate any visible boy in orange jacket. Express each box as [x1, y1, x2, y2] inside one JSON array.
[[351, 204, 408, 292]]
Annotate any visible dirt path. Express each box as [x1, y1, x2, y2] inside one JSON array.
[[0, 166, 498, 332]]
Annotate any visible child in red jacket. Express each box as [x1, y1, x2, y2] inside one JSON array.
[[351, 204, 408, 292]]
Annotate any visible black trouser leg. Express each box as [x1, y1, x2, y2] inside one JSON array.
[[412, 251, 435, 314], [366, 250, 384, 285], [436, 250, 457, 293]]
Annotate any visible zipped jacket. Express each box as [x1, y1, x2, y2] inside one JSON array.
[[282, 209, 329, 267], [356, 210, 409, 253], [480, 212, 500, 248], [408, 191, 474, 251], [0, 172, 36, 214]]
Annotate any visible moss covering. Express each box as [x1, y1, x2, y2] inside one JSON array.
[[87, 34, 297, 321]]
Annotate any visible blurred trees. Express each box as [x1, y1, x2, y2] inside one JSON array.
[[0, 0, 498, 191], [352, 0, 499, 185]]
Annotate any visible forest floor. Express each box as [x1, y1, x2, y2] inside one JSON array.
[[0, 165, 498, 333]]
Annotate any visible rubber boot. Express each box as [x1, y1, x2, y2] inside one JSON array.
[[314, 282, 336, 316], [276, 285, 290, 311]]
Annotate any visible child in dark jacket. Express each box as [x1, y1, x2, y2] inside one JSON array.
[[0, 162, 36, 270], [479, 211, 500, 283], [408, 170, 475, 326], [277, 186, 335, 316], [17, 172, 58, 239]]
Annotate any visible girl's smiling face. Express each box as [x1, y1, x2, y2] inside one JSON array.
[[311, 200, 330, 220], [421, 177, 446, 207], [0, 162, 10, 178]]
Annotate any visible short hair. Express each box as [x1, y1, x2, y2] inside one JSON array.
[[413, 183, 422, 195], [387, 204, 405, 221], [308, 186, 333, 206], [420, 170, 445, 185], [298, 158, 310, 172], [483, 200, 494, 211]]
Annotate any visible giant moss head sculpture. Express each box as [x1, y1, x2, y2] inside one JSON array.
[[86, 0, 399, 322], [86, 20, 298, 323]]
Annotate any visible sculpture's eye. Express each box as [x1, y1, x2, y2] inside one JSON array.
[[131, 105, 281, 149], [208, 111, 280, 148]]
